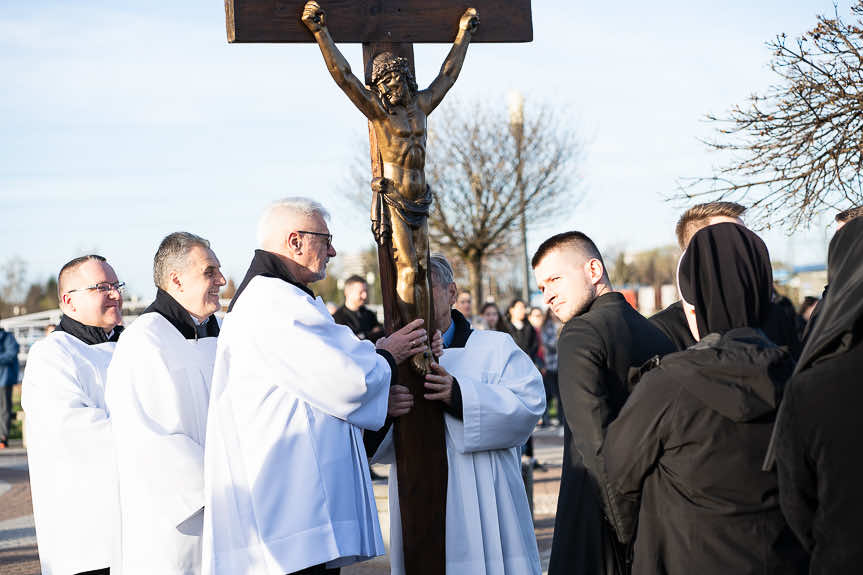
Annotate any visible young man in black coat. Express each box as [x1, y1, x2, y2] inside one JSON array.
[[775, 216, 863, 574], [532, 231, 674, 575]]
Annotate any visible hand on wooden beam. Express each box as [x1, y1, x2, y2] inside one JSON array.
[[301, 1, 325, 33]]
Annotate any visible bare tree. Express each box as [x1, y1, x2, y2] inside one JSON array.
[[682, 2, 863, 230], [426, 100, 580, 309]]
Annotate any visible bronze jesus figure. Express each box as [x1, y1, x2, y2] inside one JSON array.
[[302, 1, 479, 372]]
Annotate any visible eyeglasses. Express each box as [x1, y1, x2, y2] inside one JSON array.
[[66, 281, 126, 295], [298, 230, 333, 248]]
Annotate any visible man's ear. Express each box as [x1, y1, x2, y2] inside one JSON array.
[[587, 258, 605, 285], [169, 269, 182, 292], [447, 283, 458, 306], [61, 293, 74, 310], [287, 231, 302, 254]]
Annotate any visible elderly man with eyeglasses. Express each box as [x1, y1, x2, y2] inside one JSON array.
[[106, 231, 226, 575], [202, 197, 438, 575], [22, 254, 125, 575]]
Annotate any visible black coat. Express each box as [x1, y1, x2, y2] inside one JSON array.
[[550, 292, 674, 575], [650, 300, 803, 358], [774, 217, 863, 574], [775, 337, 863, 574], [506, 320, 539, 360], [332, 304, 384, 342], [604, 328, 808, 575]]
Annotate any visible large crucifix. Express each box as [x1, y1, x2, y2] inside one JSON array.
[[225, 2, 532, 573]]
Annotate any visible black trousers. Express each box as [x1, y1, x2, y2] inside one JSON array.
[[288, 565, 340, 574], [0, 384, 12, 442]]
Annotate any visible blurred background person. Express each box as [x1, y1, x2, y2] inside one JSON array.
[[333, 274, 384, 342], [480, 302, 506, 332], [795, 295, 819, 340], [0, 315, 20, 449], [529, 307, 564, 431], [506, 299, 538, 360]]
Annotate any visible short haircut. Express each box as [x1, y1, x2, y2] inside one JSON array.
[[675, 201, 746, 249], [835, 206, 863, 224], [429, 254, 454, 287], [344, 275, 367, 289], [58, 254, 107, 296], [257, 197, 330, 248], [531, 230, 605, 270], [153, 232, 210, 290]]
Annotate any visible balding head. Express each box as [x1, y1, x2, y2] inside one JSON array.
[[58, 255, 123, 331], [257, 197, 336, 285]]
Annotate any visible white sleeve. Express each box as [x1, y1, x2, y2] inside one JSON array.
[[21, 342, 114, 470], [246, 291, 391, 430], [451, 340, 545, 454], [107, 341, 206, 528]]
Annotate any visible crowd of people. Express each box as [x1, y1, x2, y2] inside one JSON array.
[[10, 197, 862, 575]]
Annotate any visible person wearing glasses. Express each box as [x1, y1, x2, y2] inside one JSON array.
[[22, 254, 124, 575], [106, 232, 225, 575], [202, 197, 435, 575]]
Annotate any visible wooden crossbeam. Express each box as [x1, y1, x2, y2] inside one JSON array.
[[225, 0, 532, 43]]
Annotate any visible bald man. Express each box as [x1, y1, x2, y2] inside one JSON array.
[[203, 197, 433, 575], [22, 254, 124, 575]]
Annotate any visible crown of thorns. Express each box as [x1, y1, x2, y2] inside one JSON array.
[[370, 53, 415, 86]]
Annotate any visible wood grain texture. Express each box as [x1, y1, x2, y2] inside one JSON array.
[[225, 0, 532, 43]]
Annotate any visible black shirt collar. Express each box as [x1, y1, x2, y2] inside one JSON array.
[[446, 309, 473, 349], [229, 249, 314, 312], [54, 315, 123, 346], [143, 288, 220, 340]]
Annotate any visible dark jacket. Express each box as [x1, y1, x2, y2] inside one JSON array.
[[332, 304, 384, 342], [775, 337, 863, 574], [604, 328, 808, 575], [550, 292, 674, 575], [650, 300, 803, 358], [506, 320, 538, 360], [774, 217, 863, 574], [0, 329, 20, 387]]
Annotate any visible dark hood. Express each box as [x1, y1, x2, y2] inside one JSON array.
[[663, 327, 793, 422], [795, 216, 863, 374], [678, 223, 773, 336]]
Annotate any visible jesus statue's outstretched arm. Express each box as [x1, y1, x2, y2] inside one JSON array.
[[301, 1, 383, 120], [420, 8, 480, 114]]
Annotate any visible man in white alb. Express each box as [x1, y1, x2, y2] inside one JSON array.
[[371, 254, 546, 574], [202, 197, 430, 575], [107, 232, 226, 575], [23, 254, 124, 575]]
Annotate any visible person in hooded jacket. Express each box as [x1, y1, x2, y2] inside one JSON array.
[[603, 222, 808, 575], [774, 216, 863, 574]]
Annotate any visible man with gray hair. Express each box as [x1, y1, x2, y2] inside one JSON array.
[[107, 231, 226, 575], [370, 254, 546, 574], [203, 197, 431, 575]]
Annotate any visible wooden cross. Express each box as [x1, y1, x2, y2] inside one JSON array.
[[224, 3, 532, 574]]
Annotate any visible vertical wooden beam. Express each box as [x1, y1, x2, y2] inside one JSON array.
[[363, 41, 447, 575]]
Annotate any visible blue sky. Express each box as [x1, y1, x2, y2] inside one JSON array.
[[1, 0, 849, 299]]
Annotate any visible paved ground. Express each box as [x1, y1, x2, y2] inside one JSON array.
[[0, 429, 564, 574]]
